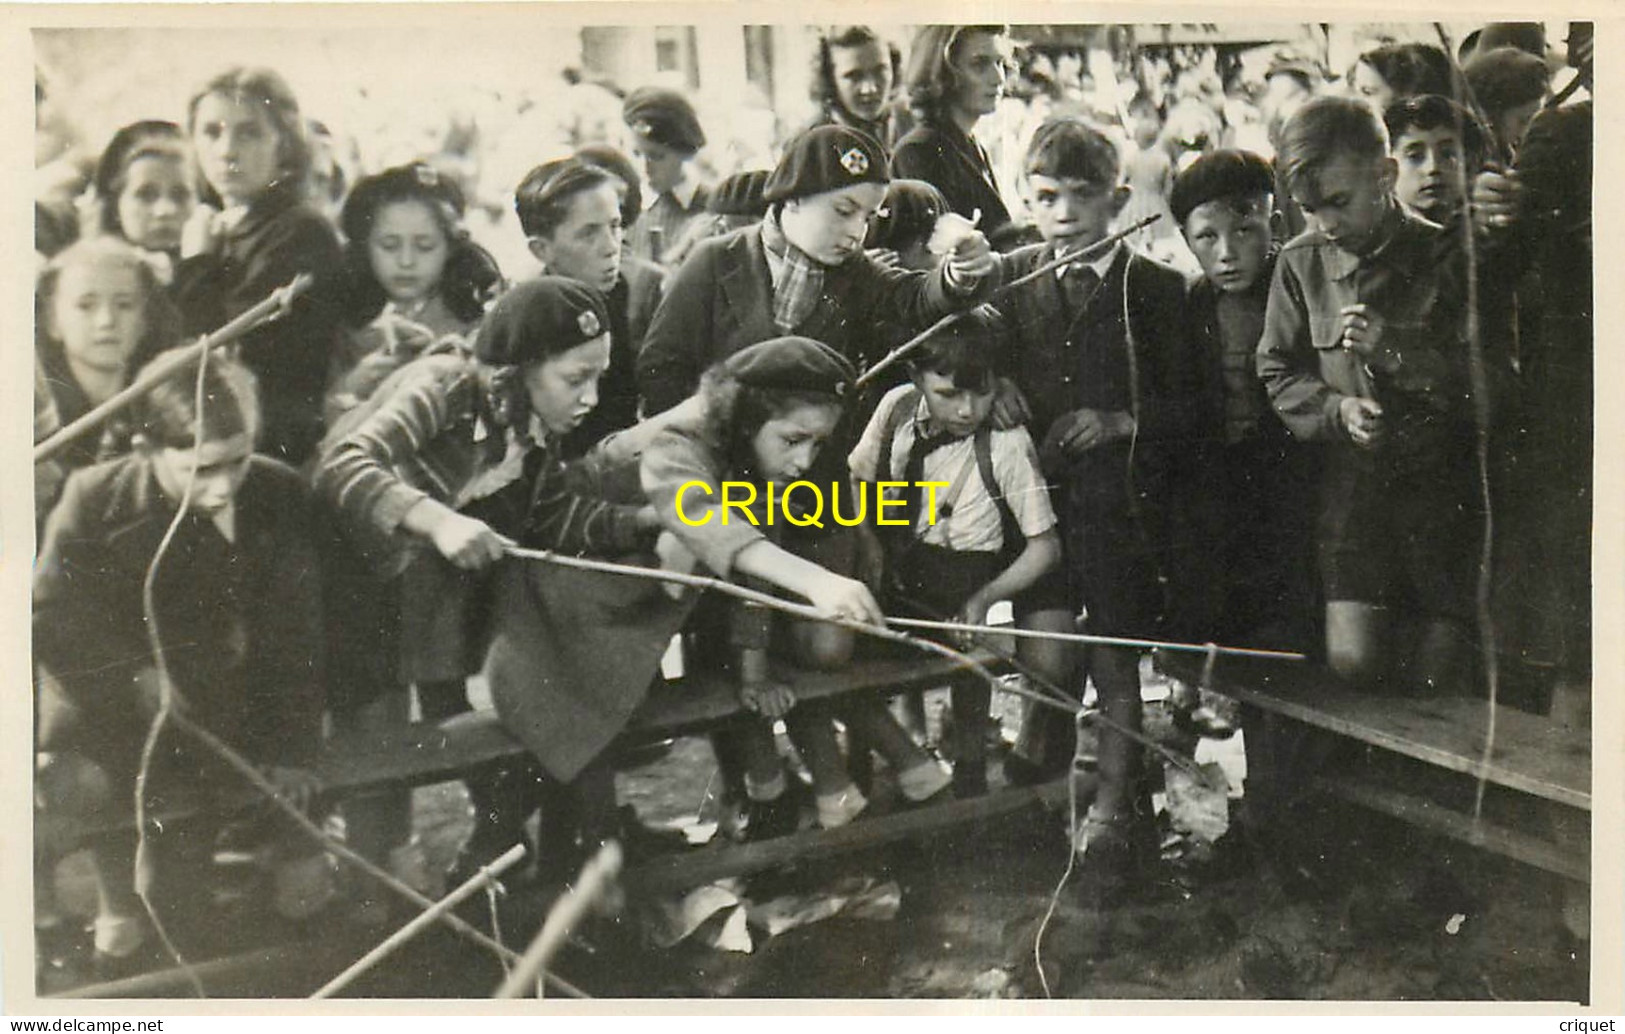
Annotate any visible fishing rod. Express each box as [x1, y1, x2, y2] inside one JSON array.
[[854, 214, 1161, 390], [34, 275, 312, 465]]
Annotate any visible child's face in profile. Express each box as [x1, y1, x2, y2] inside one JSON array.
[[192, 91, 283, 207], [781, 182, 887, 266], [631, 138, 688, 196], [368, 199, 450, 308], [522, 333, 612, 436], [750, 400, 842, 485], [1183, 196, 1274, 294], [1392, 126, 1469, 221], [1292, 151, 1395, 254], [914, 368, 994, 439], [51, 257, 147, 376], [1024, 174, 1126, 252], [149, 432, 254, 515]]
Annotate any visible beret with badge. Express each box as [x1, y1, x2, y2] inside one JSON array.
[[474, 275, 611, 367], [623, 87, 706, 155], [762, 125, 890, 203], [723, 335, 856, 397]]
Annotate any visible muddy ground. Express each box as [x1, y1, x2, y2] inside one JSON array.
[[40, 681, 1590, 1002]]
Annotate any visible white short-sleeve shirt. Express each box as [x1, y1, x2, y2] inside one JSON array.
[[849, 384, 1057, 553]]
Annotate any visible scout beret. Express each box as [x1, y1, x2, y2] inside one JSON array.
[[723, 336, 856, 396], [341, 162, 466, 246], [708, 169, 770, 216], [1464, 46, 1550, 114], [1169, 149, 1276, 225], [474, 275, 611, 367], [623, 87, 706, 155], [762, 125, 889, 203]]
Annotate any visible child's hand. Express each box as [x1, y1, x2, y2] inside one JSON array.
[[945, 230, 997, 282], [853, 523, 887, 594], [1338, 304, 1387, 360], [866, 247, 903, 271], [739, 680, 797, 719], [653, 530, 696, 599], [1471, 166, 1522, 234], [1338, 397, 1385, 448], [429, 512, 510, 570], [954, 593, 993, 649], [803, 571, 885, 626], [265, 765, 322, 814], [1045, 408, 1133, 456], [990, 376, 1031, 430]]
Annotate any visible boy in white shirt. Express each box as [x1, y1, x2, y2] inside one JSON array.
[[850, 307, 1068, 797]]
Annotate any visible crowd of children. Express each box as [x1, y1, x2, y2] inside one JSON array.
[[32, 20, 1593, 977]]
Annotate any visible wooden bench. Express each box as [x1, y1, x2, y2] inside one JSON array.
[[36, 647, 1012, 856], [1162, 653, 1590, 882]]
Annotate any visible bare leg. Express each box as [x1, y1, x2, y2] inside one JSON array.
[[1325, 600, 1388, 692], [1088, 647, 1143, 823]]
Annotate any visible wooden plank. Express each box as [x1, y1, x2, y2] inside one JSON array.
[[1164, 655, 1590, 810], [626, 776, 1077, 895], [1312, 775, 1589, 882]]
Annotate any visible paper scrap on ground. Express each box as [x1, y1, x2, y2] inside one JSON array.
[[1163, 761, 1231, 843], [647, 875, 903, 953]]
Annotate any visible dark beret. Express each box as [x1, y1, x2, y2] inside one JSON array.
[[474, 276, 611, 367], [1464, 46, 1551, 114], [763, 125, 889, 203], [708, 169, 770, 216], [341, 162, 466, 245], [623, 87, 706, 154], [1169, 149, 1276, 225], [723, 336, 856, 397]]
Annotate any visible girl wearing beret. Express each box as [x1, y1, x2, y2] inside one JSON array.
[[315, 276, 660, 893], [489, 336, 950, 849], [891, 26, 1016, 249]]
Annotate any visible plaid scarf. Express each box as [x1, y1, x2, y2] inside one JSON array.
[[760, 208, 827, 333]]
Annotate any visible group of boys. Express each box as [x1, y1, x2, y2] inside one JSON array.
[[854, 89, 1520, 882]]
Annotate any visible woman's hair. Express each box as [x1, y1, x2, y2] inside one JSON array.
[[902, 24, 1006, 124], [810, 25, 903, 117], [865, 178, 948, 252], [134, 353, 261, 451], [92, 120, 188, 238], [697, 364, 842, 477], [514, 158, 619, 239], [337, 161, 504, 326], [1349, 42, 1457, 102], [576, 143, 643, 229], [186, 66, 312, 208], [35, 236, 183, 375]]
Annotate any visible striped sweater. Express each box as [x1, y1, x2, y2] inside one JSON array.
[[315, 351, 649, 574]]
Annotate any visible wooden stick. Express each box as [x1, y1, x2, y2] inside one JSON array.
[[854, 214, 1161, 389], [311, 843, 528, 1000], [884, 615, 1307, 661], [494, 841, 624, 999], [34, 274, 312, 465]]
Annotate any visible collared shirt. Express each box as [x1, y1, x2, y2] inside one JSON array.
[[644, 175, 701, 213], [1056, 241, 1120, 284], [849, 384, 1056, 552]]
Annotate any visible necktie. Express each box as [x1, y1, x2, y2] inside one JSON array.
[[900, 428, 956, 534], [1061, 264, 1101, 318]]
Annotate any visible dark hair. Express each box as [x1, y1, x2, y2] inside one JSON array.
[[697, 365, 843, 477], [514, 158, 618, 239], [93, 120, 189, 238], [1383, 94, 1489, 167], [186, 66, 311, 208], [866, 178, 948, 252], [1023, 116, 1121, 184], [1463, 46, 1550, 117], [902, 24, 1006, 124], [1277, 96, 1388, 199], [36, 236, 183, 377], [337, 162, 504, 327], [811, 26, 903, 119], [1350, 42, 1456, 101], [1169, 148, 1276, 226], [575, 144, 643, 229], [907, 305, 1003, 391], [134, 354, 260, 451]]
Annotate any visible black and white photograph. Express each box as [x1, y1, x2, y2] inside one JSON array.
[[15, 6, 1606, 1007]]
